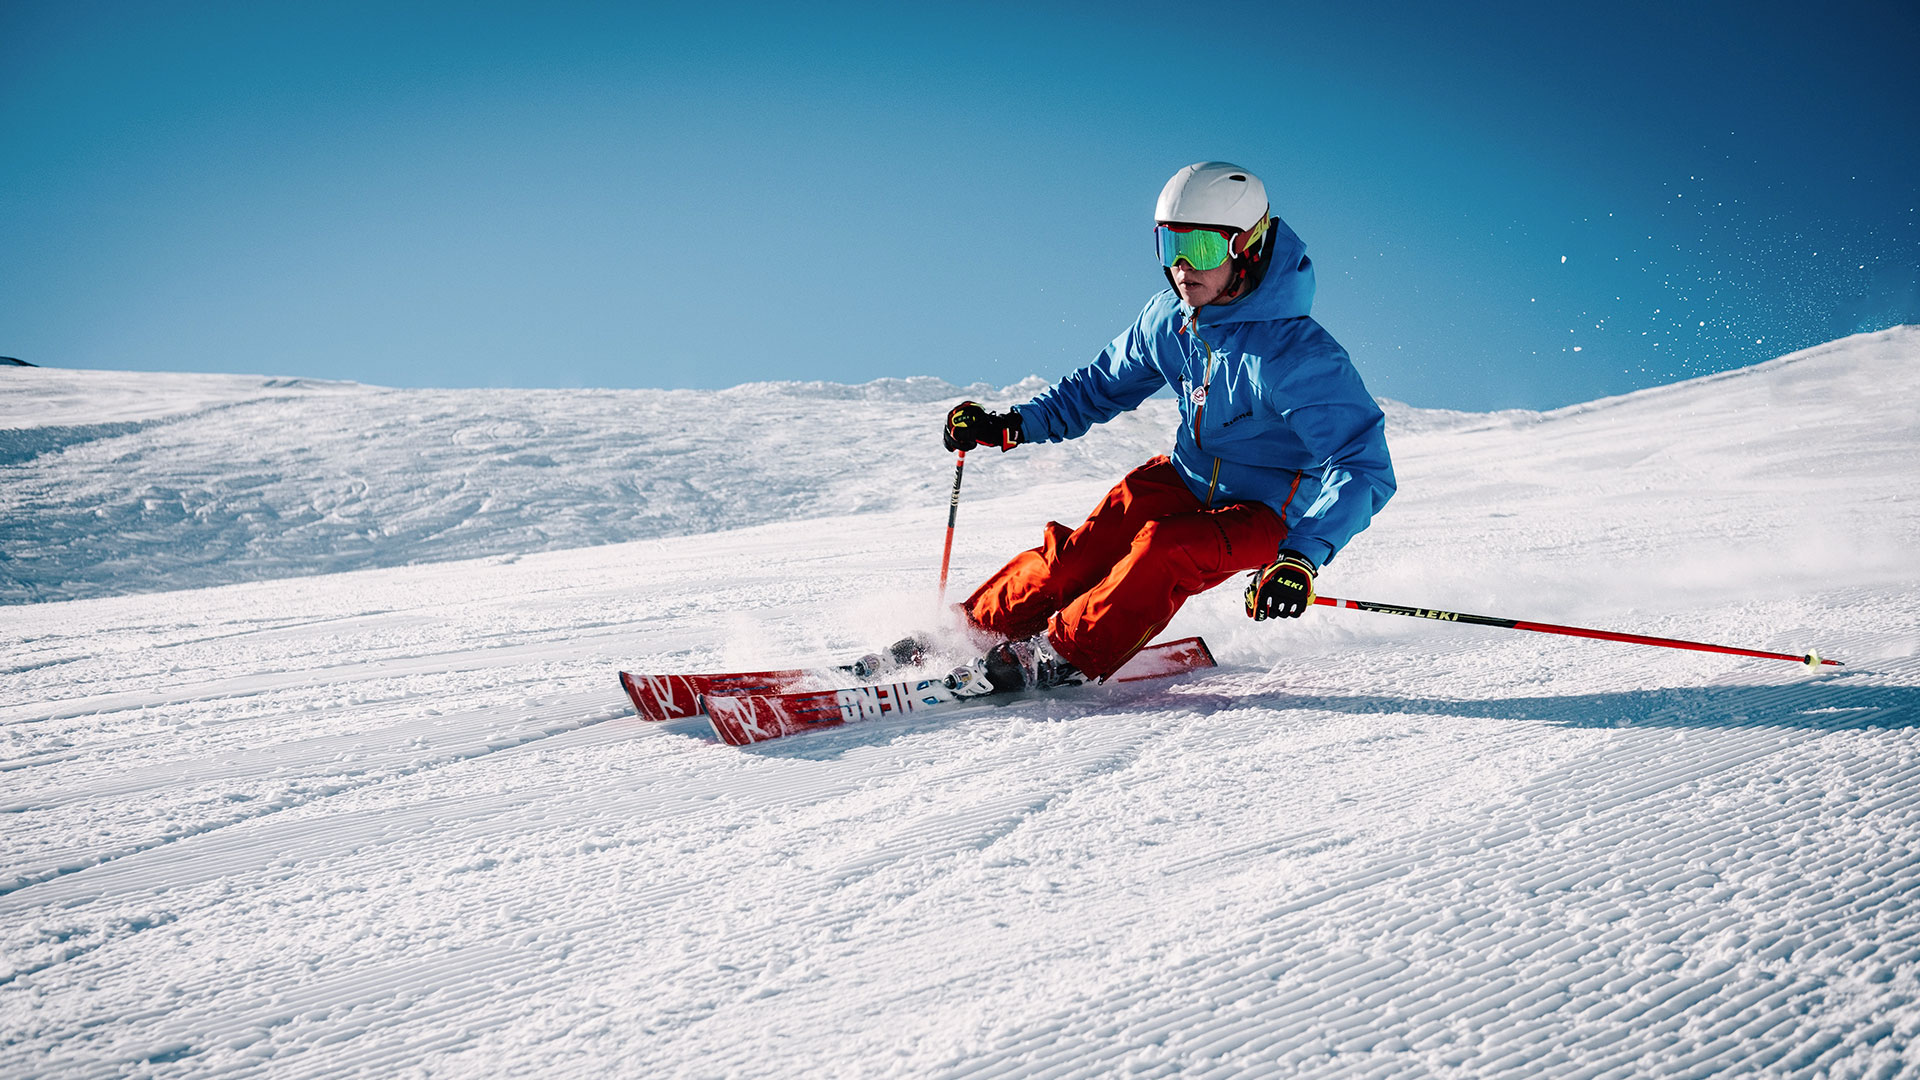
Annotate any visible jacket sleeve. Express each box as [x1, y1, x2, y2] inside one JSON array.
[[1014, 309, 1168, 442], [1270, 352, 1397, 567]]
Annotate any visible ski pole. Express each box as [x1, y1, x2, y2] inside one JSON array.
[[937, 450, 966, 605], [1312, 595, 1842, 669]]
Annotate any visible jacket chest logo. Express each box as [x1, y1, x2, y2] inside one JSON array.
[[1188, 383, 1209, 405]]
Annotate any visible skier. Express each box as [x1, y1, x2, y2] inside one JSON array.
[[942, 161, 1396, 696]]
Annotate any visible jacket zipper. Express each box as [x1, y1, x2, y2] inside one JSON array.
[[1185, 313, 1223, 507]]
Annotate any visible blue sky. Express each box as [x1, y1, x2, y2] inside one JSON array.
[[3, 1, 1914, 410]]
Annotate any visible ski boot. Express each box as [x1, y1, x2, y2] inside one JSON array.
[[944, 634, 1082, 698], [851, 635, 930, 680]]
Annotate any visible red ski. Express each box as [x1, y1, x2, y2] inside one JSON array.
[[704, 636, 1216, 746], [617, 638, 929, 721], [618, 668, 820, 722]]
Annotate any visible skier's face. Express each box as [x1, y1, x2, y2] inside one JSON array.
[[1170, 258, 1235, 308]]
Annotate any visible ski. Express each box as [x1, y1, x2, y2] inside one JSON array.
[[619, 668, 820, 722], [617, 637, 929, 721], [704, 636, 1216, 746]]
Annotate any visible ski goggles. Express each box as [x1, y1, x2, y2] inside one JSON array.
[[1155, 216, 1270, 271], [1156, 225, 1237, 271]]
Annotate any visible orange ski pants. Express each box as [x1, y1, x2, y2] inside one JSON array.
[[963, 456, 1289, 680]]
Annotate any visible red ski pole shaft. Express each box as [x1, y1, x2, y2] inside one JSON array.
[[1312, 595, 1842, 668], [937, 450, 966, 605]]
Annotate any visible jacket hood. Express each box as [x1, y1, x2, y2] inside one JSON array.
[[1185, 213, 1315, 326]]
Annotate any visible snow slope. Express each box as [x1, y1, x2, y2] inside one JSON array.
[[0, 371, 1170, 604], [3, 326, 1918, 1078], [0, 365, 1494, 606]]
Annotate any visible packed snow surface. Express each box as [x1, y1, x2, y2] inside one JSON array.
[[3, 326, 1918, 1078]]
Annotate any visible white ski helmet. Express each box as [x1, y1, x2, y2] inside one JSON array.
[[1155, 162, 1276, 302], [1156, 161, 1269, 232]]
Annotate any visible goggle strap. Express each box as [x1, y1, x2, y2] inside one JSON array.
[[1237, 215, 1270, 255]]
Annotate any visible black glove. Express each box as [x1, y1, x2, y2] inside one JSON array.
[[944, 401, 1024, 452], [1245, 550, 1317, 620]]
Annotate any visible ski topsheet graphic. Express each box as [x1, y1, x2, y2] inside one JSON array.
[[618, 669, 817, 722], [617, 639, 928, 721], [704, 637, 1216, 746]]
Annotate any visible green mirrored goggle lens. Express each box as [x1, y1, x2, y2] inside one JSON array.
[[1156, 225, 1234, 270]]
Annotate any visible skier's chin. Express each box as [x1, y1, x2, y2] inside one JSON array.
[[1177, 284, 1218, 307]]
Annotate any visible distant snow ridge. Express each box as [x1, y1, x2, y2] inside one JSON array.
[[724, 374, 1054, 403], [3, 327, 1914, 605], [0, 371, 1171, 604]]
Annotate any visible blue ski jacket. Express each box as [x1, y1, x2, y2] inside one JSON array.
[[1013, 214, 1395, 568]]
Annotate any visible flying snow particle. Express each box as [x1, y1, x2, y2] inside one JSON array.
[[1561, 256, 1568, 264]]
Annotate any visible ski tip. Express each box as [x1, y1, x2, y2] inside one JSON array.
[[616, 671, 645, 717], [704, 696, 752, 746]]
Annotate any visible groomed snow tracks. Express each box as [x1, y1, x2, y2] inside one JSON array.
[[926, 657, 1920, 1079]]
